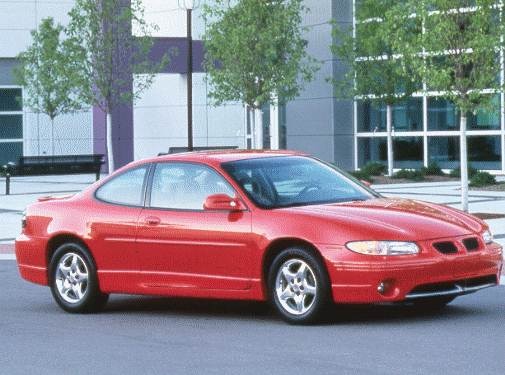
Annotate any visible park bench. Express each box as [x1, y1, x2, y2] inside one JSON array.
[[158, 146, 238, 156], [2, 154, 105, 195]]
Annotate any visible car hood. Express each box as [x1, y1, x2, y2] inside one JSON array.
[[287, 198, 485, 241]]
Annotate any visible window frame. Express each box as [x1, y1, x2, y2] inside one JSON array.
[[0, 86, 24, 163], [145, 161, 244, 212], [93, 163, 152, 208]]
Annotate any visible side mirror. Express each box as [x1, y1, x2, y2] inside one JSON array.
[[360, 180, 372, 187], [203, 194, 247, 212]]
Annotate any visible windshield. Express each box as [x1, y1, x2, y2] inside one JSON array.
[[222, 156, 377, 209]]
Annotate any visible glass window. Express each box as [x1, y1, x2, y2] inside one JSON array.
[[0, 115, 23, 139], [428, 137, 459, 169], [394, 137, 424, 168], [468, 136, 501, 170], [150, 163, 235, 210], [428, 96, 501, 131], [95, 166, 148, 206], [428, 98, 459, 130], [358, 98, 423, 133], [393, 98, 423, 131], [468, 95, 500, 130], [358, 137, 387, 167], [0, 141, 22, 165], [357, 101, 386, 132], [222, 156, 375, 209], [0, 89, 22, 112]]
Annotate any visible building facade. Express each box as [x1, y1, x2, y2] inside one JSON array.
[[1, 1, 504, 173]]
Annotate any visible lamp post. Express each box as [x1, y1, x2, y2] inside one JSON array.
[[178, 0, 200, 151]]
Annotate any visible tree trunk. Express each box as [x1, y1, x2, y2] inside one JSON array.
[[51, 118, 55, 156], [254, 107, 264, 149], [386, 104, 394, 176], [460, 114, 468, 212], [106, 112, 114, 174], [250, 107, 256, 149]]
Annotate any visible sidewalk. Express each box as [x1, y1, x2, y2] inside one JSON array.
[[0, 174, 504, 282]]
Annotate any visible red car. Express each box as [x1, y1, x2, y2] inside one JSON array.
[[16, 151, 503, 323]]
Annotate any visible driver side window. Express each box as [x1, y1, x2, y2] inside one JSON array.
[[150, 163, 236, 210]]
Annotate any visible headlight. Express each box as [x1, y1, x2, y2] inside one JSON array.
[[346, 241, 419, 256], [482, 230, 493, 244]]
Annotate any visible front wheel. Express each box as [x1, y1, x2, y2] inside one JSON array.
[[49, 242, 108, 313], [268, 248, 331, 324]]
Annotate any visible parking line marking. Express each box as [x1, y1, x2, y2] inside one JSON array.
[[0, 254, 16, 260]]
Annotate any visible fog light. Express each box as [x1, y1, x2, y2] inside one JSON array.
[[377, 282, 386, 295]]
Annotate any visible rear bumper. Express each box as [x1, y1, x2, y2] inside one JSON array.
[[15, 234, 48, 286], [320, 242, 503, 304]]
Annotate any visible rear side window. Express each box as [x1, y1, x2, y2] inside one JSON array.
[[150, 163, 235, 210], [95, 166, 148, 206]]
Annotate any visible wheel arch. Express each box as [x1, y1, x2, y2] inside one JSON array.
[[261, 238, 327, 297], [46, 233, 93, 279]]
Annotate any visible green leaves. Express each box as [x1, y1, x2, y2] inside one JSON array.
[[15, 17, 84, 120], [332, 0, 417, 106], [202, 0, 319, 108], [66, 0, 169, 113], [386, 0, 502, 114]]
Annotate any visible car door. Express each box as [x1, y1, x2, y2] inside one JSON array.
[[89, 165, 149, 291], [136, 162, 254, 291]]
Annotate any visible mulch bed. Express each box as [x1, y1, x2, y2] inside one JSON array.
[[371, 175, 459, 185], [471, 213, 505, 220]]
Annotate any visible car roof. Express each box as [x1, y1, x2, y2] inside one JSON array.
[[140, 149, 307, 166]]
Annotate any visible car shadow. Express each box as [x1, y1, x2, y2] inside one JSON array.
[[103, 295, 479, 325]]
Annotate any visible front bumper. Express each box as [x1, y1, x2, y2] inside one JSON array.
[[319, 238, 503, 304]]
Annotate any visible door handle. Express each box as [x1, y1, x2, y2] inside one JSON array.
[[145, 216, 161, 226]]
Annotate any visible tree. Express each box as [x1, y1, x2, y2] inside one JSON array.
[[15, 17, 84, 156], [331, 0, 419, 176], [202, 0, 319, 149], [386, 0, 502, 211], [67, 0, 168, 172]]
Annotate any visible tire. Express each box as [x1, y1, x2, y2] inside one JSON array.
[[268, 247, 331, 324], [411, 296, 455, 310], [49, 242, 108, 313]]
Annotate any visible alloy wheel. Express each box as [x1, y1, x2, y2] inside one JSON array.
[[275, 258, 318, 315]]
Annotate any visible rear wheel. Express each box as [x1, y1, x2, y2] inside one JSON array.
[[49, 242, 108, 313], [268, 248, 330, 324]]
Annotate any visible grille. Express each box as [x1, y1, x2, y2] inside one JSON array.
[[433, 241, 458, 254], [463, 237, 480, 252]]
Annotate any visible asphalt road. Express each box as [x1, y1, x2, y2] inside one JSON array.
[[1, 260, 504, 375]]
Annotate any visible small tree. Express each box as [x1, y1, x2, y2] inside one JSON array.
[[203, 0, 318, 149], [332, 0, 419, 176], [15, 18, 84, 156], [67, 0, 168, 172], [387, 0, 502, 211]]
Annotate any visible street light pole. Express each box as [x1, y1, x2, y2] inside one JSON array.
[[179, 0, 199, 151], [186, 6, 193, 151]]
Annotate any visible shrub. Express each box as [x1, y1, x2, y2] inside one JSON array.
[[393, 169, 425, 181], [469, 171, 496, 187], [421, 161, 445, 176], [350, 169, 372, 182], [361, 162, 386, 176], [449, 165, 478, 178]]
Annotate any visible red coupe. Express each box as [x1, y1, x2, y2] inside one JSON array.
[[16, 151, 503, 323]]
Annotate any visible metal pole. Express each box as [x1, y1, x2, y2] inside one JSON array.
[[187, 8, 193, 151]]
